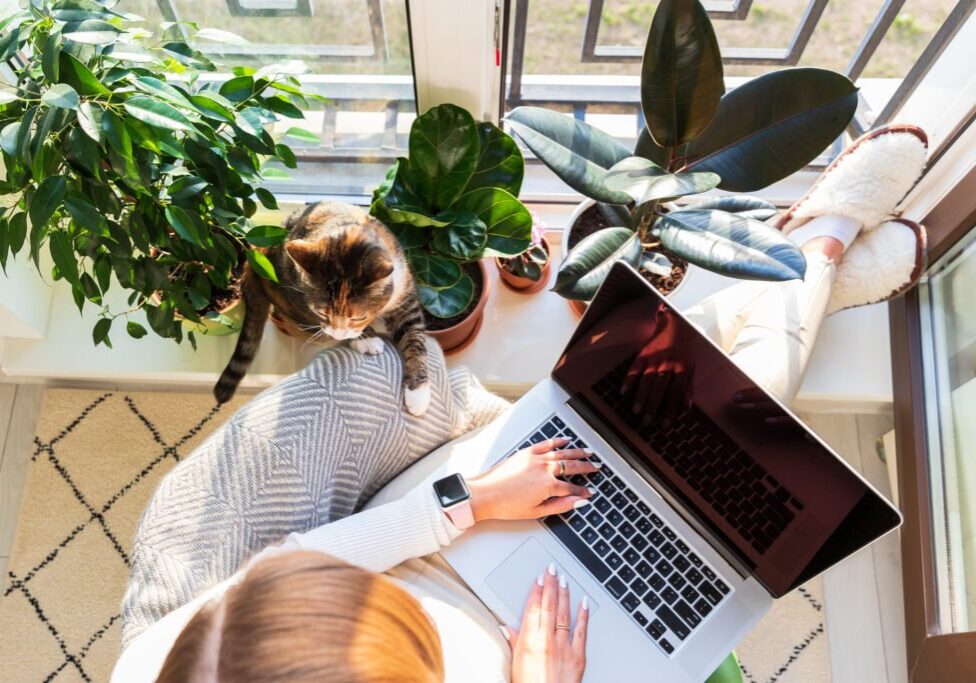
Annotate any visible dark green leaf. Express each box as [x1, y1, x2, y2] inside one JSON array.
[[57, 52, 110, 95], [642, 0, 724, 147], [371, 158, 451, 227], [80, 272, 101, 302], [408, 103, 479, 209], [42, 32, 61, 81], [406, 249, 461, 288], [452, 187, 533, 257], [604, 156, 720, 204], [0, 217, 7, 271], [254, 187, 278, 209], [685, 68, 858, 192], [417, 272, 474, 319], [465, 121, 524, 196], [219, 75, 254, 103], [190, 91, 235, 122], [123, 95, 196, 132], [260, 94, 303, 119], [132, 76, 193, 109], [688, 195, 779, 221], [49, 230, 79, 284], [41, 83, 79, 109], [164, 205, 203, 245], [552, 227, 641, 300], [274, 143, 296, 169], [506, 106, 631, 204], [76, 101, 103, 141], [431, 212, 487, 260], [126, 320, 147, 338], [634, 127, 672, 169], [29, 175, 67, 229], [0, 24, 22, 62], [64, 195, 109, 235], [246, 225, 287, 247], [63, 19, 119, 44], [93, 317, 112, 347], [8, 213, 27, 252], [247, 248, 278, 282], [654, 209, 806, 280], [94, 252, 111, 291], [162, 41, 215, 70]]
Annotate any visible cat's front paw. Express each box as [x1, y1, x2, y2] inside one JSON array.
[[404, 382, 431, 416], [351, 337, 385, 356]]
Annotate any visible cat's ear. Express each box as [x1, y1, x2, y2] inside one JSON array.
[[363, 247, 394, 283], [285, 239, 321, 274]]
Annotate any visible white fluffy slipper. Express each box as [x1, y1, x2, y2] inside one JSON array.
[[776, 124, 929, 312], [826, 218, 926, 313]]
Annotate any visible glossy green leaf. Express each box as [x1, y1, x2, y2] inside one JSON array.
[[417, 271, 474, 319], [284, 126, 320, 144], [123, 95, 196, 132], [0, 25, 22, 62], [41, 83, 79, 110], [406, 249, 462, 289], [275, 143, 297, 169], [654, 209, 806, 280], [372, 158, 451, 228], [247, 248, 278, 282], [706, 653, 744, 683], [552, 227, 641, 300], [0, 122, 19, 156], [605, 156, 720, 205], [246, 225, 288, 247], [80, 272, 101, 303], [64, 195, 109, 235], [465, 122, 524, 196], [0, 217, 8, 271], [168, 175, 207, 201], [685, 68, 858, 191], [642, 0, 723, 147], [29, 175, 67, 228], [452, 186, 534, 257], [92, 317, 112, 347], [49, 230, 79, 284], [127, 320, 148, 338], [408, 103, 479, 210], [634, 126, 672, 169], [8, 213, 27, 253], [190, 91, 236, 122], [219, 75, 254, 103], [195, 28, 248, 44], [431, 212, 487, 261], [255, 187, 278, 209], [164, 205, 203, 245], [688, 195, 779, 221], [132, 76, 193, 109], [42, 32, 61, 81], [76, 101, 103, 142], [58, 52, 109, 95], [506, 106, 631, 204], [63, 19, 120, 44], [104, 42, 155, 63]]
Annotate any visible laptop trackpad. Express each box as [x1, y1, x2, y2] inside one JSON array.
[[485, 537, 599, 628]]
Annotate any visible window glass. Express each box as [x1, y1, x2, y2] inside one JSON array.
[[919, 226, 976, 634]]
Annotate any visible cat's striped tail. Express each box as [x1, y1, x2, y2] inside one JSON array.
[[214, 271, 270, 403]]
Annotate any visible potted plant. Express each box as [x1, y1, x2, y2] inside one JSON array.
[[506, 0, 858, 309], [370, 103, 532, 352], [0, 3, 318, 348], [495, 215, 551, 294]]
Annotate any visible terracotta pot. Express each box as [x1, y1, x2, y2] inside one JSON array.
[[564, 199, 690, 319], [495, 237, 552, 294], [426, 259, 491, 354]]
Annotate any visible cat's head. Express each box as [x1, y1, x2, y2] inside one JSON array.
[[285, 233, 395, 340]]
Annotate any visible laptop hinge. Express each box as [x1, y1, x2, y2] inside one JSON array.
[[567, 396, 754, 582]]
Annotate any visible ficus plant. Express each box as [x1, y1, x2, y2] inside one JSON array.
[[506, 0, 859, 301], [0, 0, 322, 348], [370, 103, 533, 319]]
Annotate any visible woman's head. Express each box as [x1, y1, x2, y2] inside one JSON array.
[[157, 551, 444, 683]]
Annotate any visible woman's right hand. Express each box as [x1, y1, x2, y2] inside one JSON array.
[[504, 564, 589, 683], [466, 438, 598, 523]]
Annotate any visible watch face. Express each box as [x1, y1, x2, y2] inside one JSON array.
[[433, 474, 470, 507]]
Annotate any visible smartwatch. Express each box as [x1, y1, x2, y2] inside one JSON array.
[[433, 473, 475, 530]]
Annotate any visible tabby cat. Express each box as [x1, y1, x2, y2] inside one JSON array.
[[214, 202, 431, 415]]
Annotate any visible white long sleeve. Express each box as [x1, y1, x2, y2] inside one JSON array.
[[112, 483, 465, 683]]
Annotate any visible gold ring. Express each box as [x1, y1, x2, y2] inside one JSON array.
[[558, 460, 566, 477], [555, 623, 571, 631]]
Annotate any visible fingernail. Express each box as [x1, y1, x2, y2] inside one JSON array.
[[582, 596, 590, 611], [582, 448, 594, 454], [559, 573, 567, 589], [547, 562, 557, 576], [592, 461, 603, 469], [536, 573, 544, 587], [632, 403, 641, 415], [498, 624, 509, 640], [586, 486, 597, 495], [573, 499, 590, 509]]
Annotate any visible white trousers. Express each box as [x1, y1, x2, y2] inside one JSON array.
[[683, 253, 837, 404]]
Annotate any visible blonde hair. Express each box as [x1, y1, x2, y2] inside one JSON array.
[[157, 551, 445, 683]]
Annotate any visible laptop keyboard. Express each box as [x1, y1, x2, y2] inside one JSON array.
[[511, 415, 732, 657], [592, 355, 804, 555]]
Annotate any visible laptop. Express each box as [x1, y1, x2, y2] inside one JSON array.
[[437, 261, 901, 682]]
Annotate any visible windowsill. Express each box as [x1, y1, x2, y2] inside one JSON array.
[[0, 205, 893, 412]]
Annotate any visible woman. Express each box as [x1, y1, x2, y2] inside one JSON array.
[[114, 125, 928, 683]]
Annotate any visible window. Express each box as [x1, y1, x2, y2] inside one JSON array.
[[503, 0, 972, 199], [128, 0, 417, 196], [919, 226, 976, 634]]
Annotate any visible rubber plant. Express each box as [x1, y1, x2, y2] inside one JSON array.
[[506, 0, 859, 301], [370, 103, 533, 319], [0, 0, 321, 347]]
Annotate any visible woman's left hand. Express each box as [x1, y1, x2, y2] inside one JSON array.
[[466, 437, 598, 523]]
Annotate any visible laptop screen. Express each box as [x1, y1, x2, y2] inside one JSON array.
[[552, 263, 901, 597]]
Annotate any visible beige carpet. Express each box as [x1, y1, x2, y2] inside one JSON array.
[[0, 388, 829, 682]]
